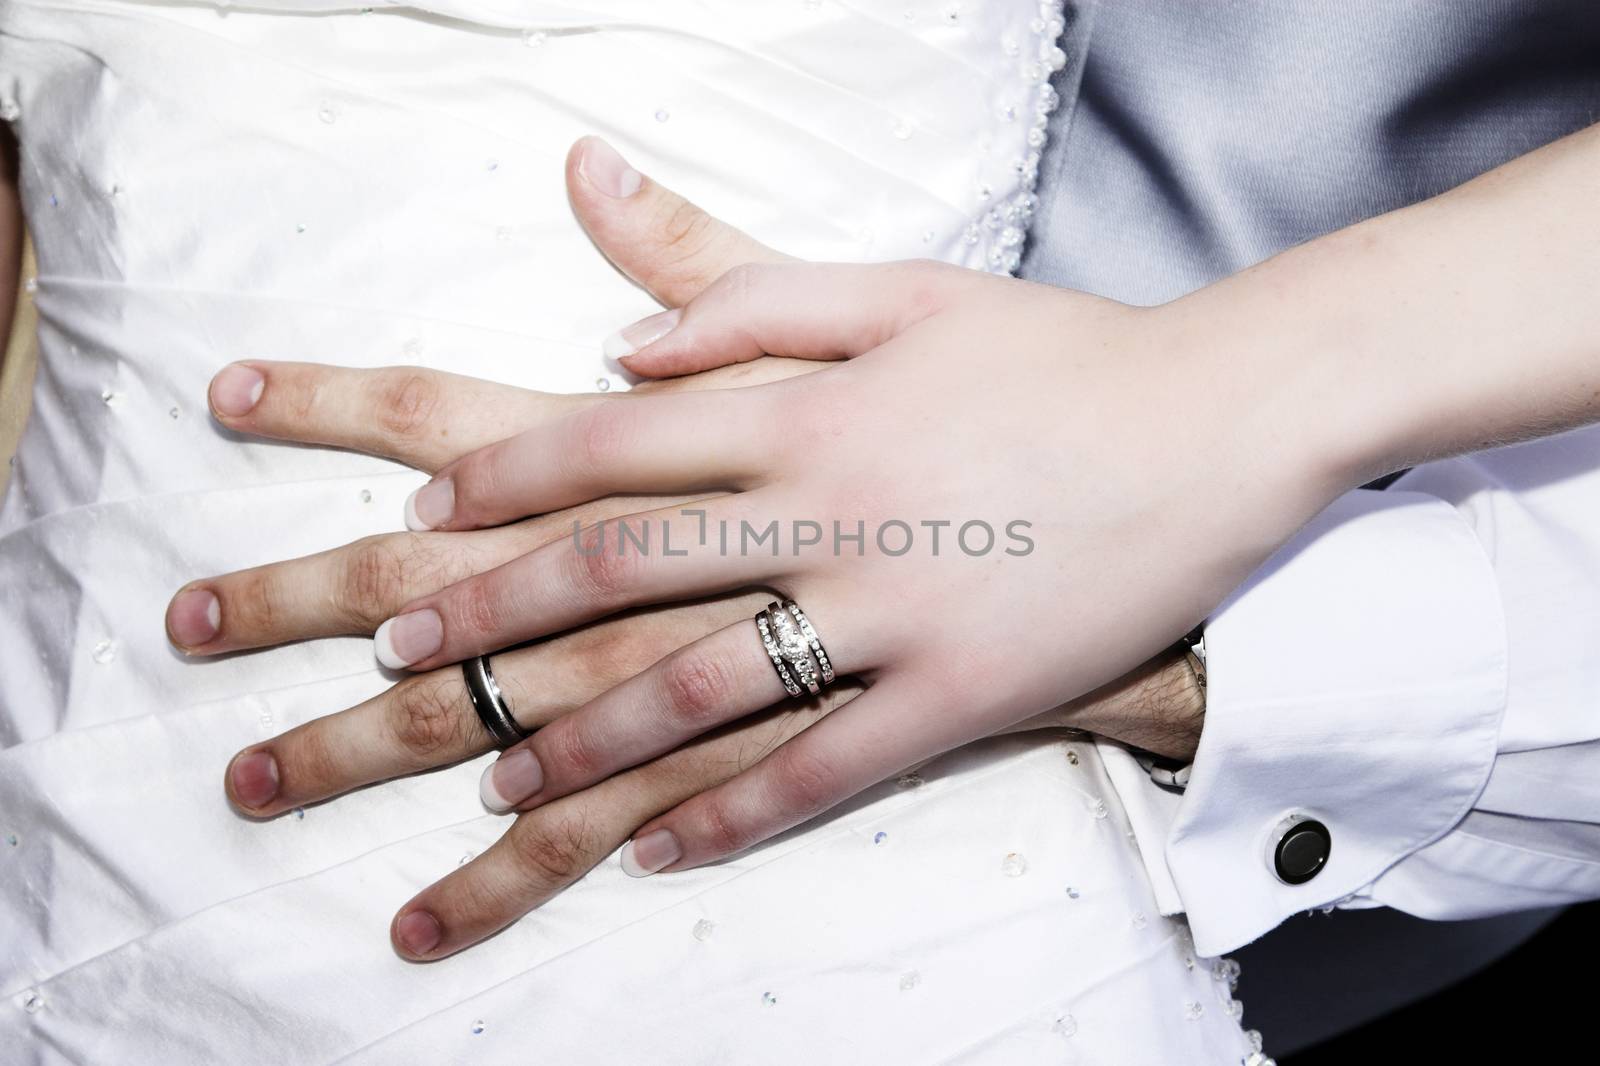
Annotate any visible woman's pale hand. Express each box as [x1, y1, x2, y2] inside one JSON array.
[[375, 167, 1353, 889]]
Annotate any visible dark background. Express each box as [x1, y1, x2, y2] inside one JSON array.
[[1261, 902, 1594, 1062]]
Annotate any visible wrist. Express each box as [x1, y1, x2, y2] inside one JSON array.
[[1181, 123, 1600, 488], [1064, 645, 1203, 761], [1174, 256, 1396, 504]]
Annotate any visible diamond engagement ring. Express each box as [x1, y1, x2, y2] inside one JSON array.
[[755, 600, 836, 698]]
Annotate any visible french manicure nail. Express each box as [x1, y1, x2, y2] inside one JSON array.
[[579, 137, 642, 198], [404, 478, 455, 531], [374, 609, 444, 669], [230, 750, 280, 809], [601, 308, 681, 361], [479, 748, 543, 813], [210, 364, 265, 417], [168, 587, 221, 647], [394, 910, 443, 957], [620, 828, 683, 877]]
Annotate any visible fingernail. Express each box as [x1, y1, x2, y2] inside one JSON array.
[[579, 137, 642, 198], [168, 588, 221, 648], [620, 828, 682, 877], [210, 364, 265, 417], [374, 609, 444, 669], [394, 909, 442, 957], [404, 478, 455, 531], [479, 748, 543, 813], [602, 308, 681, 361], [230, 750, 280, 809]]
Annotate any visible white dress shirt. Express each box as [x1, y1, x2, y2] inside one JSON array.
[[1126, 426, 1600, 956]]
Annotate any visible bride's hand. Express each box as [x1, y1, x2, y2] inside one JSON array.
[[373, 146, 1356, 896]]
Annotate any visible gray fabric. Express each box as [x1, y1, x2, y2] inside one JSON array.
[[1021, 1, 1599, 1051], [1025, 0, 1600, 304]]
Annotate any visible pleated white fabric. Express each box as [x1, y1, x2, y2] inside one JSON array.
[[0, 2, 1258, 1061]]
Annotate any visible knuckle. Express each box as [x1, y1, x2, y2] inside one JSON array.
[[389, 674, 470, 759], [226, 569, 284, 636], [372, 369, 443, 443], [508, 812, 598, 886], [567, 402, 634, 482], [454, 577, 508, 643], [569, 534, 639, 602], [654, 197, 718, 265], [438, 870, 513, 928], [281, 726, 341, 795], [566, 519, 606, 561], [770, 742, 840, 820], [697, 797, 753, 857], [659, 650, 734, 727], [335, 536, 411, 628], [542, 720, 604, 781], [278, 368, 321, 423]]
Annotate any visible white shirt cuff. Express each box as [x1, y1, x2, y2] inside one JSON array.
[[1166, 488, 1508, 956]]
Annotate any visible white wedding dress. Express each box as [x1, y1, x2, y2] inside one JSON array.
[[0, 2, 1262, 1062]]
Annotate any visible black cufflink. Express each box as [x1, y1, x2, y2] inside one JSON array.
[[1271, 816, 1331, 885]]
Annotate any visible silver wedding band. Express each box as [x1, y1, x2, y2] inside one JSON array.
[[755, 599, 836, 698], [463, 655, 532, 748]]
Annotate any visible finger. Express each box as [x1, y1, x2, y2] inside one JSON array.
[[222, 592, 777, 817], [372, 494, 789, 672], [478, 609, 882, 814], [566, 136, 791, 309], [392, 688, 861, 961], [166, 494, 698, 654], [168, 528, 527, 656], [223, 663, 499, 819], [207, 361, 593, 473], [614, 259, 969, 378], [619, 675, 961, 876], [408, 389, 778, 532]]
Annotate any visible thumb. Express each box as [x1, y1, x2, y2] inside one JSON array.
[[566, 136, 791, 309]]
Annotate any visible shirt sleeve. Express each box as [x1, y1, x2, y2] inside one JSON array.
[[1158, 425, 1600, 957]]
